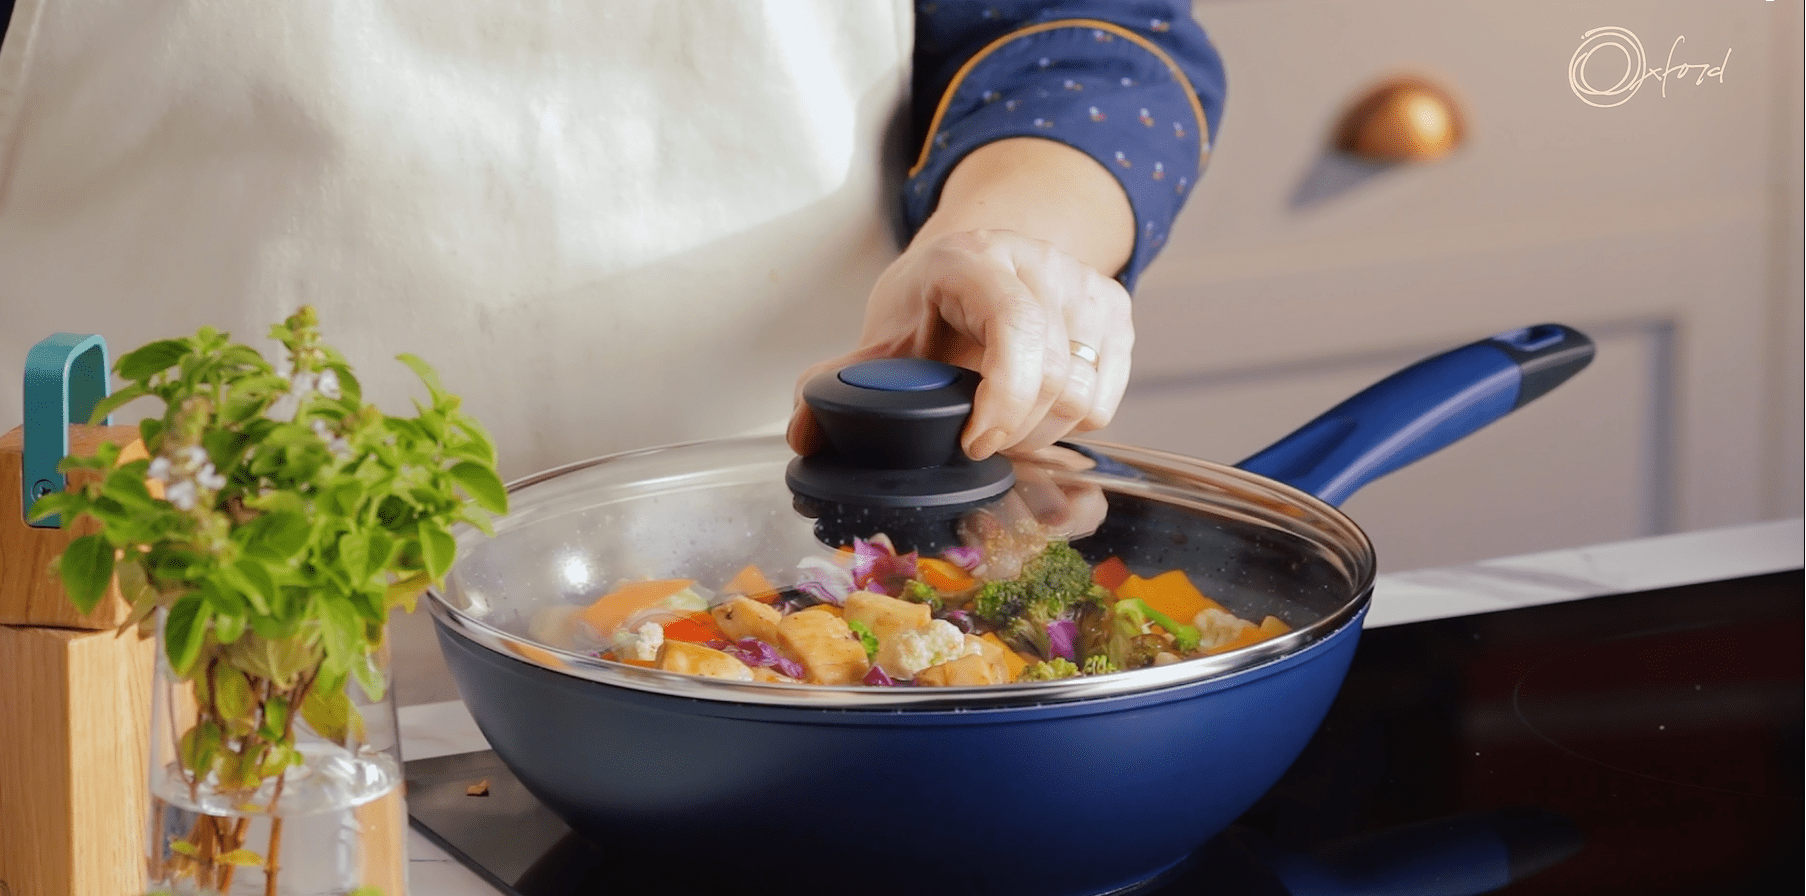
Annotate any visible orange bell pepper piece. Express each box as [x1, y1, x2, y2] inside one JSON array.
[[1116, 570, 1223, 627], [723, 564, 781, 603], [918, 557, 976, 592], [1204, 615, 1292, 655], [577, 578, 696, 639], [663, 610, 725, 644]]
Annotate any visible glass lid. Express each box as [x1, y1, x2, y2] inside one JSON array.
[[428, 433, 1374, 708]]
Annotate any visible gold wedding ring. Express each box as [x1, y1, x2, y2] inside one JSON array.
[[1068, 340, 1099, 367]]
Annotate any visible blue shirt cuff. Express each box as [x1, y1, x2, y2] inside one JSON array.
[[905, 17, 1225, 292]]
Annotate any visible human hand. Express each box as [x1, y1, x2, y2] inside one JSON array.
[[787, 228, 1132, 460], [1002, 444, 1110, 540]]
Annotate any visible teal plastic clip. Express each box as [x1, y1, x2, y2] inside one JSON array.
[[22, 333, 111, 528]]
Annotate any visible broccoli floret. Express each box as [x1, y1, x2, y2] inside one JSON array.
[[1081, 654, 1118, 676], [973, 541, 1106, 628], [970, 542, 1113, 660], [900, 578, 943, 611], [1077, 599, 1163, 672], [1116, 598, 1202, 653], [1019, 657, 1082, 681]]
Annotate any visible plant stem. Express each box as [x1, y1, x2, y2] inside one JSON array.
[[264, 815, 284, 896], [257, 665, 316, 896], [217, 815, 251, 892]]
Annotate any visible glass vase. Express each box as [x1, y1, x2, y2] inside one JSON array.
[[143, 611, 407, 896]]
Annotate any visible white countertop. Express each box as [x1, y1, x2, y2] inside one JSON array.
[[398, 518, 1804, 892]]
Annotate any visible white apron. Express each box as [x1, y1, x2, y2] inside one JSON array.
[[0, 0, 911, 480]]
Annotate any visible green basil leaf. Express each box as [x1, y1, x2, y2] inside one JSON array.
[[316, 597, 362, 673], [362, 531, 397, 580], [26, 491, 76, 526], [222, 560, 276, 614], [162, 593, 211, 676], [451, 418, 497, 466], [54, 534, 115, 614], [325, 481, 364, 517], [328, 363, 362, 404], [238, 510, 311, 562], [259, 694, 291, 741], [351, 652, 387, 704], [395, 353, 448, 403], [177, 719, 222, 776], [213, 667, 255, 720], [300, 683, 352, 744], [418, 522, 456, 581], [137, 417, 165, 453], [211, 611, 247, 645], [117, 339, 191, 382], [337, 530, 371, 584], [86, 383, 148, 425], [448, 461, 508, 515]]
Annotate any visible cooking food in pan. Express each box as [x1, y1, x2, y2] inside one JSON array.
[[529, 524, 1291, 687]]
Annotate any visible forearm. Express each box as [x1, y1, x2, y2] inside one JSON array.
[[913, 137, 1135, 279]]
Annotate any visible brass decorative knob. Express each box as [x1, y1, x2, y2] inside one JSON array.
[[1334, 77, 1465, 163]]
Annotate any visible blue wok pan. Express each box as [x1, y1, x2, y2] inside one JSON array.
[[427, 324, 1593, 896]]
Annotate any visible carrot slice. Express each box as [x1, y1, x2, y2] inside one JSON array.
[[663, 610, 725, 644], [979, 632, 1031, 680], [1116, 570, 1222, 626], [577, 579, 696, 639], [918, 557, 976, 592], [723, 564, 781, 602], [1091, 556, 1131, 592], [505, 640, 566, 668]]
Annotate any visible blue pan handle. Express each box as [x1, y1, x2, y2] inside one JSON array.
[[1236, 324, 1593, 507]]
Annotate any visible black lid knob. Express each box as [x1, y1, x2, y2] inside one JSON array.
[[785, 359, 1015, 514]]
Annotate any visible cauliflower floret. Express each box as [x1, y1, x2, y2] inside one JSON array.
[[612, 621, 665, 662], [1192, 607, 1256, 652], [876, 619, 981, 680]]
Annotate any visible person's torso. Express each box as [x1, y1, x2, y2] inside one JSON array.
[[0, 0, 911, 478]]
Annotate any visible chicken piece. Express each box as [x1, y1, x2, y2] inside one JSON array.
[[914, 653, 1005, 687], [966, 633, 1020, 683], [711, 595, 782, 644], [750, 666, 801, 684], [843, 590, 933, 643], [656, 640, 753, 681], [776, 610, 870, 685]]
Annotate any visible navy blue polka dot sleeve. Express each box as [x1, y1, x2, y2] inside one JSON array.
[[908, 1, 1227, 292]]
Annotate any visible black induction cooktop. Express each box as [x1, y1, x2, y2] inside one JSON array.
[[406, 570, 1803, 895]]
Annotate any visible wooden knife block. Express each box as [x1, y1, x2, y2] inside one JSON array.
[[0, 423, 154, 896]]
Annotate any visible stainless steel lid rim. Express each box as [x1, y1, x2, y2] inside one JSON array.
[[430, 435, 1376, 708]]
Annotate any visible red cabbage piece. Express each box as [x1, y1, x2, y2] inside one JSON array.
[[852, 537, 918, 596], [708, 638, 806, 680], [862, 665, 896, 686], [941, 545, 982, 570], [1046, 619, 1078, 661], [795, 556, 854, 606]]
